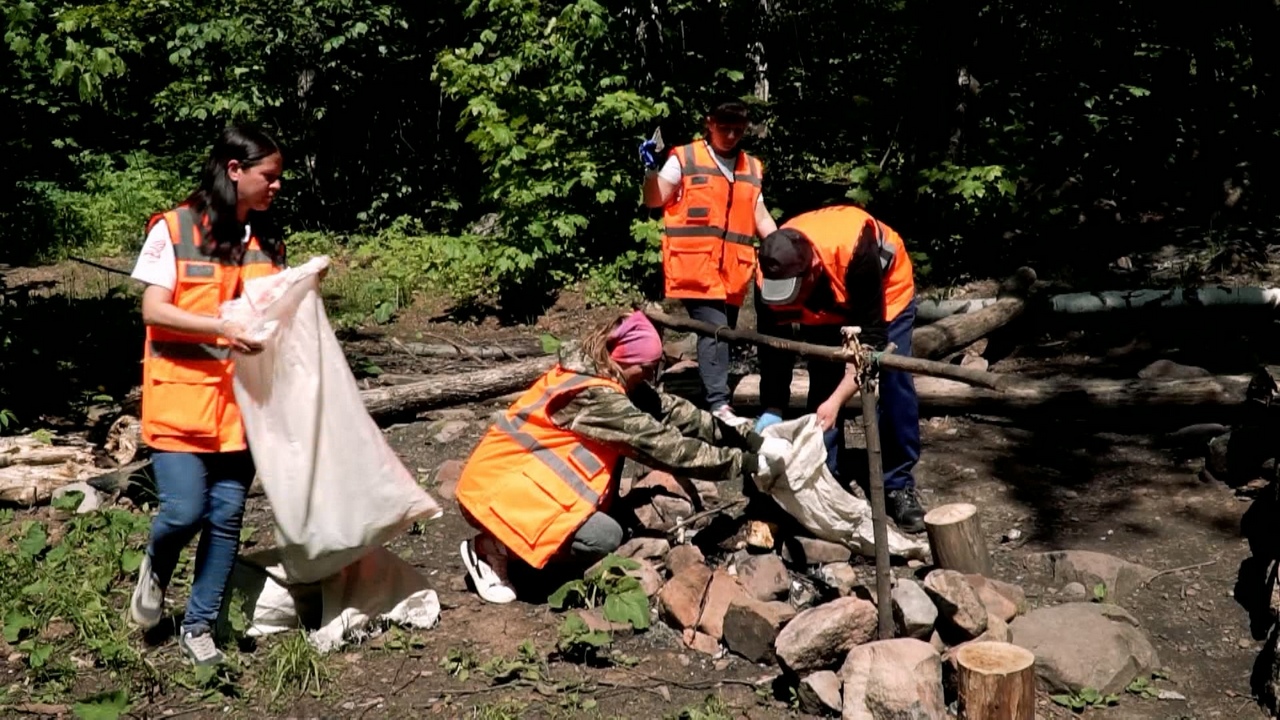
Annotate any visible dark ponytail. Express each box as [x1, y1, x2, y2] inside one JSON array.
[[183, 124, 281, 262]]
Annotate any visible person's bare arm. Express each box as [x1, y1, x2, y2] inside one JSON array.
[[643, 171, 678, 208], [755, 200, 779, 237], [141, 285, 262, 354]]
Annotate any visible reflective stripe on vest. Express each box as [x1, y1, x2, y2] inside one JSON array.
[[149, 341, 232, 362], [492, 374, 603, 505], [874, 220, 897, 271]]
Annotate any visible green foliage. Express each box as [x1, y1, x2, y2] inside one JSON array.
[[0, 509, 153, 701], [433, 0, 671, 299], [1050, 687, 1121, 712], [665, 695, 733, 720], [441, 646, 481, 682], [266, 631, 329, 705], [548, 554, 650, 630], [72, 689, 131, 720], [18, 151, 186, 260], [556, 612, 612, 660]]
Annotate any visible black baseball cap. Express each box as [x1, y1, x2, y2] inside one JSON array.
[[758, 229, 812, 305]]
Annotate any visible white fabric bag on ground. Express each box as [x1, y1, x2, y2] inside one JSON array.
[[227, 546, 441, 653], [757, 414, 930, 561], [219, 256, 442, 583]]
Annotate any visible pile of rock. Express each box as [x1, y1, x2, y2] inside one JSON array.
[[609, 472, 1164, 717]]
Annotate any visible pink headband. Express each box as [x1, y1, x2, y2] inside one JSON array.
[[608, 311, 663, 365]]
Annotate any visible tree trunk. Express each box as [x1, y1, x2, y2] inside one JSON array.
[[360, 356, 555, 421], [911, 268, 1038, 359], [923, 503, 992, 575], [380, 339, 547, 359], [953, 641, 1037, 720], [732, 370, 1256, 417], [916, 286, 1280, 323]]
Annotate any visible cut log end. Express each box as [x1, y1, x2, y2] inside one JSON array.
[[923, 502, 978, 527], [953, 641, 1035, 675], [923, 502, 992, 576], [954, 641, 1037, 720]]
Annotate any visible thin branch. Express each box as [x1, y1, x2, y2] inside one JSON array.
[[1138, 559, 1217, 589]]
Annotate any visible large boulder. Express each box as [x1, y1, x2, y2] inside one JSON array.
[[1010, 602, 1159, 694], [841, 638, 946, 720]]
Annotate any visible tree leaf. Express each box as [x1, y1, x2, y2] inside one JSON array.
[[73, 689, 131, 720], [603, 589, 650, 630], [548, 580, 586, 610], [18, 522, 47, 558], [120, 549, 143, 574], [3, 611, 34, 643]]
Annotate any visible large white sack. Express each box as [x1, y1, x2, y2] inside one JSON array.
[[227, 546, 441, 653], [220, 256, 443, 584], [757, 414, 930, 561]]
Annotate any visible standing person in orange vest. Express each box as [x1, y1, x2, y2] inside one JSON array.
[[752, 205, 926, 533], [127, 125, 292, 665], [640, 99, 778, 429], [455, 310, 790, 604]]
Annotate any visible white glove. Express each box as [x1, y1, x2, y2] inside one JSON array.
[[755, 436, 792, 482]]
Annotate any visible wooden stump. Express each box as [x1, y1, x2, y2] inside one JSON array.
[[923, 503, 992, 575], [953, 641, 1036, 720]]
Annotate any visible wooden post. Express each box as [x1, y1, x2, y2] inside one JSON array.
[[923, 503, 992, 576], [861, 378, 895, 640], [953, 641, 1037, 720]]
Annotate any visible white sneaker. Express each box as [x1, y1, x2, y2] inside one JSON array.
[[459, 536, 517, 604], [712, 404, 752, 429], [129, 553, 164, 630], [179, 629, 224, 666]]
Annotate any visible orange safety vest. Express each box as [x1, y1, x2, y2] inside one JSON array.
[[140, 206, 283, 453], [661, 141, 763, 307], [455, 366, 626, 569], [759, 205, 915, 325]]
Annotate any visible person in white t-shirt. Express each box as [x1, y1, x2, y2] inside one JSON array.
[[128, 124, 292, 668], [639, 100, 778, 429]]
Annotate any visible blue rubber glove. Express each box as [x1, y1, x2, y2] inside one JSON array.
[[754, 412, 782, 434], [638, 139, 659, 170]]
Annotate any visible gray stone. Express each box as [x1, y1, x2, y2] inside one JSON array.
[[775, 597, 877, 674], [1024, 550, 1156, 599], [52, 482, 102, 514], [1010, 602, 1159, 694], [922, 569, 988, 642], [892, 578, 937, 640], [841, 639, 945, 720], [799, 670, 843, 715]]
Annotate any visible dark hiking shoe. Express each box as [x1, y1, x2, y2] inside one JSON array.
[[886, 487, 927, 533]]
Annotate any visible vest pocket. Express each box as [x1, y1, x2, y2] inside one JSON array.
[[175, 268, 223, 317], [490, 469, 580, 548], [663, 236, 721, 295], [143, 375, 222, 439]]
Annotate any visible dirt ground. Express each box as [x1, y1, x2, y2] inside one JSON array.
[[3, 251, 1280, 719]]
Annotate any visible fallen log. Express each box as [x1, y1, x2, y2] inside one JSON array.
[[911, 268, 1037, 359], [917, 286, 1280, 322], [359, 356, 555, 421], [385, 338, 547, 360], [915, 297, 1000, 323], [732, 370, 1256, 418]]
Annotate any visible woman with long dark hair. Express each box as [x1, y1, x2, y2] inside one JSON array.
[[127, 124, 288, 665]]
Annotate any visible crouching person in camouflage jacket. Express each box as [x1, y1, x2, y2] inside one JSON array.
[[454, 310, 791, 604]]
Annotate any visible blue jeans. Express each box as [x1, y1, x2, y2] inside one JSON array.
[[758, 300, 921, 490], [682, 300, 740, 410], [147, 450, 254, 634]]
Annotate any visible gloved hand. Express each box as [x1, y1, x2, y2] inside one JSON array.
[[638, 139, 659, 170], [754, 412, 783, 434]]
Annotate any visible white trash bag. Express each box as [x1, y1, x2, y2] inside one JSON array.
[[220, 256, 442, 584], [757, 414, 930, 561], [227, 546, 441, 653]]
